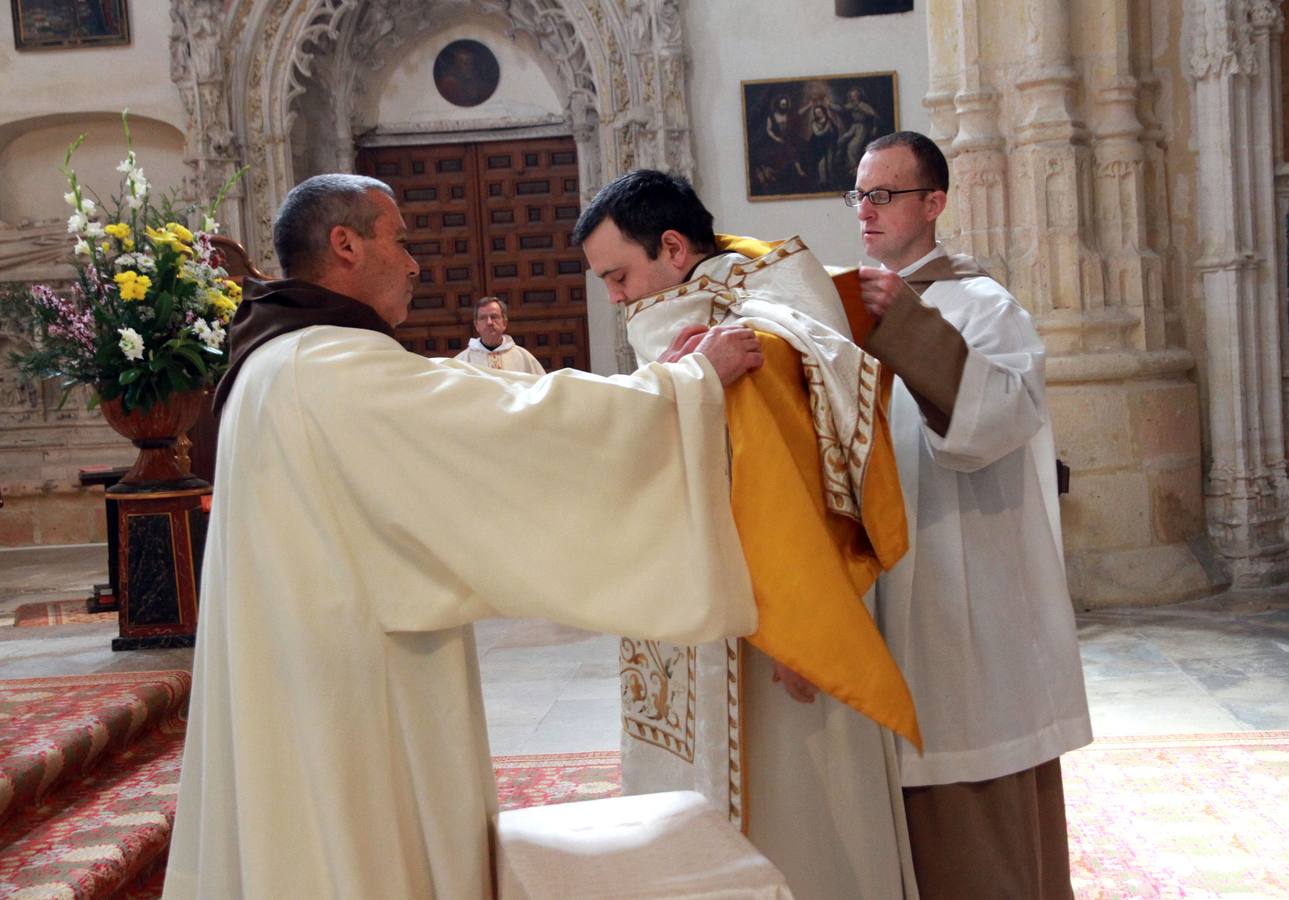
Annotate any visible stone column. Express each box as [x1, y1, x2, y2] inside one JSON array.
[[1087, 0, 1164, 349], [1189, 0, 1289, 585], [927, 0, 1214, 607], [1010, 0, 1106, 339], [926, 0, 1010, 280]]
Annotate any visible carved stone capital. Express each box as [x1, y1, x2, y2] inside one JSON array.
[[1188, 0, 1259, 80], [1248, 0, 1284, 33]]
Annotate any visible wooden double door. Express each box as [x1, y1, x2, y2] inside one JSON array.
[[356, 136, 589, 371]]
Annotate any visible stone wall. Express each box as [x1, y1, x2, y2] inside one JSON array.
[[2, 0, 1285, 599], [683, 1, 931, 268]]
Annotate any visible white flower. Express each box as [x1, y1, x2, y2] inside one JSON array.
[[63, 191, 78, 207], [118, 327, 144, 361], [114, 252, 155, 272], [80, 198, 97, 217], [84, 221, 106, 239], [74, 238, 91, 257], [190, 318, 225, 349], [125, 194, 144, 211], [116, 152, 136, 174], [67, 212, 86, 234], [201, 215, 219, 235]]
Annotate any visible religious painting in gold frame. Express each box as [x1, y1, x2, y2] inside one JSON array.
[[11, 0, 130, 51], [742, 71, 899, 201]]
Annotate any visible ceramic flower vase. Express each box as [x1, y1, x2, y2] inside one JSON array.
[[97, 390, 211, 491], [95, 389, 212, 651]]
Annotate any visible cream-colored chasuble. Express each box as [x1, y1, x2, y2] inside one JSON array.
[[619, 237, 918, 898], [455, 334, 546, 374], [163, 326, 756, 900]]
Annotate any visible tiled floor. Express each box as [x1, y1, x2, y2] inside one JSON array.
[[3, 544, 1289, 757]]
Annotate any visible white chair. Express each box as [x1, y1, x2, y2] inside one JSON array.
[[494, 790, 794, 899]]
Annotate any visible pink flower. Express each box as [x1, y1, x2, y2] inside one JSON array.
[[30, 284, 96, 349]]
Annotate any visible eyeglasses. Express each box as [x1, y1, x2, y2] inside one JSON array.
[[842, 188, 936, 207]]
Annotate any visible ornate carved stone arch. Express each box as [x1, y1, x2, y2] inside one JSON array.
[[219, 0, 695, 290]]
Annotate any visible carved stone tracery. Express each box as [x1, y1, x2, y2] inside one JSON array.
[[169, 0, 245, 236], [216, 0, 693, 281]]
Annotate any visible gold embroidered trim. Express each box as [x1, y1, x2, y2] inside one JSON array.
[[620, 639, 696, 763], [624, 236, 812, 323], [725, 638, 744, 830]]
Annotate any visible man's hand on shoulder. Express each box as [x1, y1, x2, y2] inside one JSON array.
[[856, 265, 906, 319], [693, 325, 764, 386], [658, 324, 710, 364]]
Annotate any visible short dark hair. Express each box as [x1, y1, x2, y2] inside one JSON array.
[[474, 296, 507, 318], [272, 174, 395, 278], [570, 169, 716, 259], [864, 131, 950, 193]]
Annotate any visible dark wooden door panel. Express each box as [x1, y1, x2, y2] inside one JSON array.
[[357, 144, 482, 331], [504, 316, 588, 373], [356, 137, 589, 370], [476, 138, 587, 323]]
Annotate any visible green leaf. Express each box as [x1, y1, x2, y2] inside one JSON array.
[[173, 344, 208, 375], [155, 291, 174, 325], [119, 367, 142, 385]]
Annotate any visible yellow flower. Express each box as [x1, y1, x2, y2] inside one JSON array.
[[166, 222, 194, 243], [222, 279, 243, 302], [104, 222, 131, 241], [114, 270, 152, 301], [100, 241, 111, 254], [210, 292, 237, 321], [123, 237, 135, 250], [145, 225, 193, 256]]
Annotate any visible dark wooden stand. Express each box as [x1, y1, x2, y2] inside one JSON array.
[[108, 484, 210, 651], [78, 465, 129, 613]]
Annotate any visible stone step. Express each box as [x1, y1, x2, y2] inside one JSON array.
[[0, 671, 190, 825]]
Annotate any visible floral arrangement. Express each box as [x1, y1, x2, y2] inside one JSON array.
[[2, 111, 247, 414]]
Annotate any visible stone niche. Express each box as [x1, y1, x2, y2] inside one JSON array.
[[0, 113, 188, 546]]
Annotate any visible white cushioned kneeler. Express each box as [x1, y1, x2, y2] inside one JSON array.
[[494, 790, 794, 899]]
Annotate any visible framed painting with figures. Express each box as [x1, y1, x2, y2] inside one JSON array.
[[11, 0, 130, 51], [742, 71, 899, 201]]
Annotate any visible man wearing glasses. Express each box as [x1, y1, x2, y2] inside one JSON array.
[[841, 131, 1092, 899]]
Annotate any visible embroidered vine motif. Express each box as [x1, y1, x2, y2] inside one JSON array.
[[620, 638, 696, 762]]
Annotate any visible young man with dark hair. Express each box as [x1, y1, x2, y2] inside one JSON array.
[[576, 169, 920, 899], [846, 130, 1092, 899]]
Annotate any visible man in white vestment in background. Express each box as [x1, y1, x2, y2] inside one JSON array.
[[454, 295, 545, 374], [844, 131, 1093, 898], [162, 174, 765, 899], [575, 169, 919, 899]]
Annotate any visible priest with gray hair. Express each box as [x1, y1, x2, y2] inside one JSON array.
[[164, 172, 765, 898]]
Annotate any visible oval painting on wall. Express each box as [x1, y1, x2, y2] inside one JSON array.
[[433, 39, 502, 108]]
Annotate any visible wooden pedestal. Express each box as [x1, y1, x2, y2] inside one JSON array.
[[110, 485, 210, 651]]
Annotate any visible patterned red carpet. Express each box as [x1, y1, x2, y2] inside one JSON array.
[[498, 737, 1289, 899], [1, 671, 1283, 899], [0, 671, 188, 898], [494, 751, 621, 810], [11, 598, 116, 627], [1063, 732, 1289, 899]]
